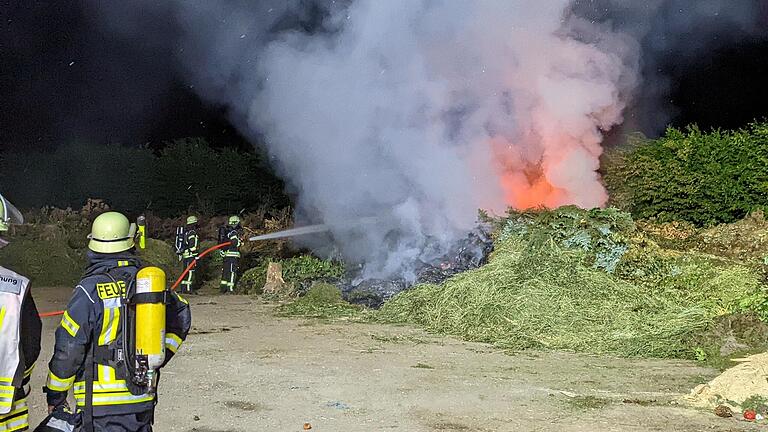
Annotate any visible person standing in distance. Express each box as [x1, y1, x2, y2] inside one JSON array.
[[218, 216, 243, 294], [179, 215, 200, 294]]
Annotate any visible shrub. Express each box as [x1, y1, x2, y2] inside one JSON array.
[[234, 255, 345, 294], [136, 238, 179, 283], [602, 123, 768, 226]]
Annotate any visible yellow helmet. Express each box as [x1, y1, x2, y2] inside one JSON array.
[[228, 215, 241, 226], [186, 215, 198, 225], [0, 193, 23, 232], [88, 212, 136, 253]]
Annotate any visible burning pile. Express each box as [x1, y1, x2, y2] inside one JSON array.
[[375, 207, 768, 359], [337, 227, 495, 307]]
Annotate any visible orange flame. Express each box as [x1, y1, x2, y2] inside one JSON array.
[[490, 136, 568, 210]]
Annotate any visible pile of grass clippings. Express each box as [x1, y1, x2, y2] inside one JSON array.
[[379, 207, 768, 359], [278, 283, 363, 319]]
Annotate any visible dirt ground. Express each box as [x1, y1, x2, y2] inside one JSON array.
[[28, 286, 761, 432]]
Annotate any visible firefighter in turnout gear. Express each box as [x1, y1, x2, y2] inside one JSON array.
[[219, 216, 243, 294], [0, 194, 42, 432], [43, 212, 191, 432], [179, 216, 200, 294]]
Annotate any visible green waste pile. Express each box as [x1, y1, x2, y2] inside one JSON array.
[[378, 206, 768, 360], [237, 255, 345, 295], [278, 283, 362, 319]]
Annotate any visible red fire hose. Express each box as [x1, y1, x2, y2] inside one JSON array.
[[38, 241, 232, 318], [169, 241, 232, 291]]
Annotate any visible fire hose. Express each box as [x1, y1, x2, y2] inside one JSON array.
[[37, 241, 232, 318]]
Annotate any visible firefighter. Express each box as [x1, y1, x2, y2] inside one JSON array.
[[43, 212, 191, 432], [179, 215, 200, 294], [0, 193, 41, 432], [219, 216, 243, 294]]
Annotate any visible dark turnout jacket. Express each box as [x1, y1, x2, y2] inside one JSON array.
[[45, 252, 191, 416]]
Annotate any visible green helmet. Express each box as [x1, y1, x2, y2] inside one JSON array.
[[0, 193, 23, 232], [228, 215, 241, 226], [186, 215, 198, 225], [88, 212, 136, 253]]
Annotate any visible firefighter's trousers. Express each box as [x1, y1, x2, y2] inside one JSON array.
[[180, 256, 197, 294], [90, 410, 153, 432], [220, 256, 239, 293]]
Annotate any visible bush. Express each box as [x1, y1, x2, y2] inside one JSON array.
[[602, 123, 768, 226], [235, 255, 344, 294]]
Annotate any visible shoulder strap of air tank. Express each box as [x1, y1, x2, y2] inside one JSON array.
[[81, 271, 117, 432]]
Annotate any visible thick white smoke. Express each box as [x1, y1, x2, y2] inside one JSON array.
[[258, 1, 640, 278], [96, 1, 642, 279]]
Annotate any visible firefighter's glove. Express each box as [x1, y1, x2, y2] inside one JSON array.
[[43, 386, 68, 411]]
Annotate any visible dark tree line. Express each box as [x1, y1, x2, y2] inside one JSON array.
[[0, 138, 289, 216]]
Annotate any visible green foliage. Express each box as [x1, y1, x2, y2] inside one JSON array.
[[500, 206, 634, 273], [237, 265, 268, 295], [742, 395, 768, 414], [278, 283, 362, 319], [0, 138, 287, 216], [281, 255, 345, 283], [603, 123, 768, 226], [691, 313, 768, 369], [378, 207, 768, 359], [235, 255, 345, 294], [149, 138, 287, 215]]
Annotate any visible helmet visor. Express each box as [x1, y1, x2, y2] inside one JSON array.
[[1, 195, 23, 225]]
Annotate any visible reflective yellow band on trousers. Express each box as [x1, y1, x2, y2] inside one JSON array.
[[74, 391, 153, 407], [0, 391, 13, 410], [0, 398, 28, 432]]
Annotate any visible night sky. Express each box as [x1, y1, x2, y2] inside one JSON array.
[[2, 1, 768, 151], [1, 1, 251, 151]]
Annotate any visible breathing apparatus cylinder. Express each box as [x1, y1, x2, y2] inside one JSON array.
[[134, 267, 166, 392], [137, 215, 146, 250]]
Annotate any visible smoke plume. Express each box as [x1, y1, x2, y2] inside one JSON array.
[[92, 0, 765, 279]]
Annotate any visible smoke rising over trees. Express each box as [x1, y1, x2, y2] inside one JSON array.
[[2, 0, 767, 279]]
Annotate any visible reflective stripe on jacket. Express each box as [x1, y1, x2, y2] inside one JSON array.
[[220, 227, 242, 258], [182, 228, 199, 259]]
